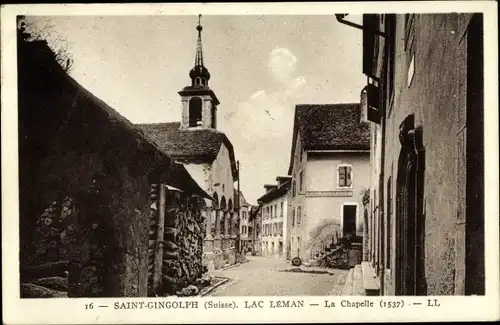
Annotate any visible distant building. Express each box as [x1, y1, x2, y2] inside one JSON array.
[[257, 177, 291, 258], [287, 104, 370, 262], [359, 13, 484, 295], [249, 205, 262, 255], [236, 190, 252, 253], [137, 18, 238, 269]]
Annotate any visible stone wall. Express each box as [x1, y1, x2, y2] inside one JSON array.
[[148, 187, 207, 296]]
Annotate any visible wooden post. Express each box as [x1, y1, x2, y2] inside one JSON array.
[[152, 183, 166, 295]]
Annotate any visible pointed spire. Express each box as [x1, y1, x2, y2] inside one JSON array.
[[195, 14, 204, 67], [189, 14, 210, 87]]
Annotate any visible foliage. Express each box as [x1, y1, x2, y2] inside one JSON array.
[[17, 15, 74, 72], [305, 218, 341, 250], [361, 188, 370, 205]]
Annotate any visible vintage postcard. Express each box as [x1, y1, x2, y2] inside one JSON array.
[[1, 1, 499, 324]]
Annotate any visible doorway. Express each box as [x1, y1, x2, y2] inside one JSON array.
[[465, 13, 484, 295], [343, 205, 357, 238], [395, 115, 426, 296]]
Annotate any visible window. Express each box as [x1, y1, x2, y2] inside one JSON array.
[[274, 204, 277, 218], [404, 14, 415, 51], [280, 202, 284, 217], [292, 181, 296, 197], [188, 97, 203, 127], [292, 208, 296, 226], [297, 206, 301, 225], [211, 105, 217, 128], [404, 14, 416, 88], [386, 14, 397, 108], [338, 165, 352, 187], [299, 171, 304, 192]]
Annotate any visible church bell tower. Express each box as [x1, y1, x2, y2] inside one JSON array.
[[179, 14, 220, 130]]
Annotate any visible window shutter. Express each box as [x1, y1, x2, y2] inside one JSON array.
[[339, 167, 346, 187], [347, 167, 352, 186]]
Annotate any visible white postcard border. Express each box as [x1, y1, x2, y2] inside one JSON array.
[[1, 2, 499, 324]]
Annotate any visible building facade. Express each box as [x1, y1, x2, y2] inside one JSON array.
[[237, 190, 253, 253], [359, 13, 484, 295], [258, 177, 291, 258], [287, 104, 371, 262], [137, 18, 239, 269], [249, 205, 262, 255]]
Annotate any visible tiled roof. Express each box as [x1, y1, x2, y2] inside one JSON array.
[[287, 103, 370, 174], [136, 122, 238, 180], [257, 180, 291, 203]]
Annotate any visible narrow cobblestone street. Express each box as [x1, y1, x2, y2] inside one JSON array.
[[207, 256, 347, 296]]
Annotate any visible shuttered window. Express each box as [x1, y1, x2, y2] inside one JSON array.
[[338, 166, 352, 187]]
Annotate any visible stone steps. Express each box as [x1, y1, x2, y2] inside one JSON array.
[[339, 262, 380, 296], [352, 264, 365, 295]]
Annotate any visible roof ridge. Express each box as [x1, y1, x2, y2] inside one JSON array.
[[135, 121, 179, 126]]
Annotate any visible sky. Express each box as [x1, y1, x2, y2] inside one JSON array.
[[27, 15, 366, 204]]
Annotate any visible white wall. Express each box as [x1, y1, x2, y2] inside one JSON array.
[[210, 143, 235, 206], [299, 152, 370, 260], [261, 193, 287, 258]]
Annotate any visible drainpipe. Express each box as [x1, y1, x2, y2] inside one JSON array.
[[379, 106, 386, 296]]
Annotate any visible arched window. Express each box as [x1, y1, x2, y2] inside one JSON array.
[[189, 97, 202, 127], [211, 105, 217, 128]]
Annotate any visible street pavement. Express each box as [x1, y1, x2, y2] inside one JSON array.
[[207, 255, 347, 296]]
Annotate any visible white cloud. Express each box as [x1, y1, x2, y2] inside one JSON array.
[[268, 47, 298, 84]]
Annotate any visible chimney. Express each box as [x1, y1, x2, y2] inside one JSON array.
[[276, 176, 292, 187], [264, 184, 278, 192]]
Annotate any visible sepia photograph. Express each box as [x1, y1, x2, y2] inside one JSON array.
[[2, 2, 499, 324]]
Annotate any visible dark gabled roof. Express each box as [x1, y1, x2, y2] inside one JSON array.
[[136, 122, 238, 180], [257, 180, 291, 204], [287, 103, 370, 174]]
